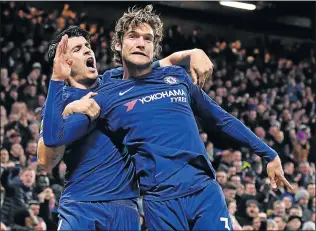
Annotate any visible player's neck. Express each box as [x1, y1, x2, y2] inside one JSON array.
[[122, 64, 152, 80], [68, 77, 98, 90]]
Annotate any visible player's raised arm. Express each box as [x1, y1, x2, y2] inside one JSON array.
[[42, 35, 92, 147], [159, 49, 213, 87], [183, 70, 292, 190]]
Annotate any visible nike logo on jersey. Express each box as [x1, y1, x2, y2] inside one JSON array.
[[119, 86, 134, 96]]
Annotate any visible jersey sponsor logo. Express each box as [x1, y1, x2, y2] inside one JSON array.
[[124, 89, 187, 112], [124, 99, 138, 112], [138, 89, 186, 104], [164, 76, 179, 85], [119, 86, 134, 96]]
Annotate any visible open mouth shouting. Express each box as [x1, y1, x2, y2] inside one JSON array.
[[86, 57, 96, 71]]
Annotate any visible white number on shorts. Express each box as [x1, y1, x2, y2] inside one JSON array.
[[220, 217, 230, 231], [57, 219, 63, 231]]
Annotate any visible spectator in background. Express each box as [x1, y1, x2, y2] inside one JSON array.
[[302, 221, 316, 231], [295, 189, 313, 221], [281, 194, 294, 214], [29, 123, 40, 141], [272, 200, 286, 218], [237, 199, 260, 226], [307, 182, 315, 204], [223, 183, 237, 203], [283, 162, 295, 182], [286, 215, 302, 231], [228, 200, 242, 230], [216, 170, 228, 187], [252, 216, 261, 231], [22, 85, 38, 111], [289, 205, 303, 218], [267, 219, 279, 231], [9, 143, 26, 167], [293, 130, 310, 162], [12, 200, 47, 231], [1, 168, 37, 226], [25, 140, 37, 166], [273, 216, 286, 231], [298, 161, 314, 187]]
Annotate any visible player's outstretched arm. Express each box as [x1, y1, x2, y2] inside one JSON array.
[[37, 137, 65, 171], [185, 73, 292, 190], [159, 49, 213, 87]]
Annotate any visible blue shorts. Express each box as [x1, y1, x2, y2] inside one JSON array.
[[143, 180, 232, 230], [57, 199, 140, 230]]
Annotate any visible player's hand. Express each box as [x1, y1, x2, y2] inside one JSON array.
[[63, 92, 100, 121], [51, 35, 73, 81], [267, 155, 293, 191], [189, 49, 214, 88]]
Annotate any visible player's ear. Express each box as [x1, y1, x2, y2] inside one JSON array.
[[114, 42, 122, 52]]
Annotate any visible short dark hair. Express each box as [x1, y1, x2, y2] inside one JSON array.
[[48, 25, 91, 65], [27, 140, 37, 145], [223, 183, 237, 191], [306, 182, 315, 187], [273, 215, 286, 222]]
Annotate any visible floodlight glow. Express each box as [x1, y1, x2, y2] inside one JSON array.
[[219, 1, 256, 10]]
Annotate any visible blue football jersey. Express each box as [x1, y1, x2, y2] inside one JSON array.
[[93, 67, 216, 200], [43, 65, 277, 201], [41, 81, 138, 203], [93, 66, 277, 200]]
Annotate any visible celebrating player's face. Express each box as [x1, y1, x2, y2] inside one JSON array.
[[120, 23, 154, 69], [66, 36, 98, 83]]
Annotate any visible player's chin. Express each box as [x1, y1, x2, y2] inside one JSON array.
[[129, 59, 151, 68], [87, 72, 99, 79], [86, 68, 99, 78]]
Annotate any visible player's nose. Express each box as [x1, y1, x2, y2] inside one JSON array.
[[84, 49, 92, 55], [136, 37, 145, 49], [83, 46, 92, 55]]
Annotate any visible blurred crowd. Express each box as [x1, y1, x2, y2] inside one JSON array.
[[1, 2, 315, 231]]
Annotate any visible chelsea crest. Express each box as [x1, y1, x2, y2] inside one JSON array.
[[164, 76, 179, 85]]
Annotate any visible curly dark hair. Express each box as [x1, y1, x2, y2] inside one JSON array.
[[111, 5, 163, 65], [47, 25, 91, 65]]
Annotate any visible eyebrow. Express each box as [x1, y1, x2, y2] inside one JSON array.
[[127, 30, 154, 38], [71, 44, 82, 52], [70, 43, 91, 52]]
